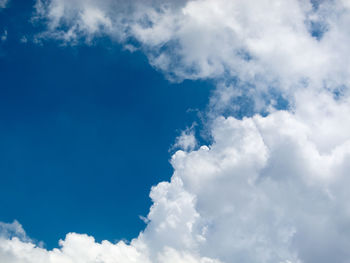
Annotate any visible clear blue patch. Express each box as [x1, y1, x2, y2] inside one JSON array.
[[308, 20, 327, 40]]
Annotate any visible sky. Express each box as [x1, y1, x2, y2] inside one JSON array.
[[2, 0, 350, 263], [0, 0, 212, 248]]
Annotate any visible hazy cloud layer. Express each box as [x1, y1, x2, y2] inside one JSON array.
[[2, 0, 350, 263], [0, 0, 8, 9]]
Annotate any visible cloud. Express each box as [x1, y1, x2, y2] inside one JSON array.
[[2, 0, 350, 263], [0, 221, 28, 241], [1, 30, 7, 42], [3, 89, 350, 262], [169, 90, 350, 263], [31, 0, 350, 114], [20, 36, 28, 43], [0, 227, 150, 263], [33, 0, 350, 92], [173, 127, 197, 152], [0, 0, 8, 9]]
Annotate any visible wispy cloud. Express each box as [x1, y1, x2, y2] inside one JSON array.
[[0, 30, 7, 42], [0, 0, 9, 9]]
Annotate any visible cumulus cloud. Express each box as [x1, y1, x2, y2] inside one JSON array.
[[3, 0, 350, 263], [3, 89, 350, 263], [170, 90, 350, 263]]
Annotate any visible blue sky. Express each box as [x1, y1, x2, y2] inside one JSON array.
[[0, 0, 212, 248], [2, 1, 350, 263]]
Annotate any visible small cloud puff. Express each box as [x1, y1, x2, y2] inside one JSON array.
[[20, 36, 28, 43], [173, 127, 197, 152], [1, 30, 7, 42]]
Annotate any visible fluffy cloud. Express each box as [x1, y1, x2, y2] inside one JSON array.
[[170, 90, 350, 263], [33, 0, 350, 90], [173, 127, 197, 152], [2, 0, 350, 263], [32, 0, 350, 114], [0, 231, 150, 263], [3, 89, 350, 263]]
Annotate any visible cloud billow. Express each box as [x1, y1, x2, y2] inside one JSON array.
[[2, 0, 350, 262]]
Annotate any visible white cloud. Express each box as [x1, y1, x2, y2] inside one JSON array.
[[173, 127, 197, 152], [32, 0, 350, 93], [32, 0, 115, 44], [0, 230, 150, 263], [169, 90, 350, 263], [3, 0, 350, 263], [0, 221, 28, 241]]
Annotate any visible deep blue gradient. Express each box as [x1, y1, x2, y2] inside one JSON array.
[[0, 1, 212, 248]]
